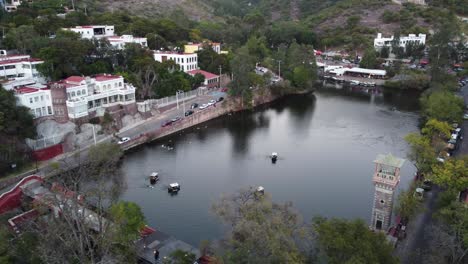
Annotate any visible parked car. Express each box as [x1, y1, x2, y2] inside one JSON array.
[[171, 116, 182, 123], [221, 87, 228, 92], [464, 113, 468, 120], [217, 97, 224, 102], [185, 110, 194, 116], [199, 104, 208, 110], [191, 103, 199, 109], [436, 157, 445, 163], [207, 99, 216, 106], [162, 120, 173, 127], [117, 137, 131, 144]]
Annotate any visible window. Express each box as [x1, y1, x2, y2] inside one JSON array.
[[5, 65, 15, 70], [34, 96, 38, 102], [77, 90, 81, 96], [72, 91, 76, 97], [67, 92, 71, 99], [82, 89, 86, 95], [119, 82, 122, 87], [41, 95, 44, 101], [29, 98, 33, 104]]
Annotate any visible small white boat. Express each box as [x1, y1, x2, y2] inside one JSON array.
[[168, 182, 181, 192], [271, 152, 278, 163], [149, 172, 159, 184], [256, 186, 265, 194]]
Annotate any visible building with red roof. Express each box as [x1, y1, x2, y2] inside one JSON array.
[[0, 52, 45, 90], [14, 83, 54, 119], [187, 69, 220, 89], [48, 74, 136, 121]]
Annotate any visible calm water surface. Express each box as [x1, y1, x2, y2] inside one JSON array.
[[119, 84, 420, 245]]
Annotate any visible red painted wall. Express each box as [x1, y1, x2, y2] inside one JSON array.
[[0, 175, 42, 214], [32, 144, 63, 161]]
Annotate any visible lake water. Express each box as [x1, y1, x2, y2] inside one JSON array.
[[119, 84, 420, 246]]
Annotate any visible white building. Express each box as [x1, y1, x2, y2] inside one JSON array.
[[327, 66, 387, 78], [4, 0, 21, 12], [55, 74, 136, 120], [64, 25, 115, 39], [107, 35, 148, 50], [374, 33, 426, 49], [153, 51, 198, 72], [0, 52, 45, 90], [15, 84, 54, 119]]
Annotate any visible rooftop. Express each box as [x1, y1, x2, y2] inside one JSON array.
[[0, 58, 43, 66], [64, 76, 86, 84], [94, 74, 122, 82], [187, 69, 219, 79], [374, 154, 405, 168], [154, 50, 196, 55]]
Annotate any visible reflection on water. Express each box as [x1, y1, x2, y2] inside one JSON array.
[[119, 84, 420, 246]]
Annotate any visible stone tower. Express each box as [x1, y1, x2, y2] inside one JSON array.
[[370, 154, 405, 231]]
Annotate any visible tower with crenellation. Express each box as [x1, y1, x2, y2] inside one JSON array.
[[370, 154, 405, 231]]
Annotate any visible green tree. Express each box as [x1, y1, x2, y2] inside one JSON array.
[[421, 119, 452, 140], [229, 46, 255, 97], [380, 46, 390, 59], [4, 25, 39, 54], [212, 188, 310, 263], [0, 85, 36, 175], [360, 48, 378, 68], [313, 217, 398, 264], [431, 156, 468, 192], [110, 201, 146, 244], [420, 91, 464, 122], [395, 188, 420, 219], [163, 250, 197, 264], [405, 133, 437, 173]]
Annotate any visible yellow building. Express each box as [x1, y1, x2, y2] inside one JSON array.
[[184, 42, 221, 54]]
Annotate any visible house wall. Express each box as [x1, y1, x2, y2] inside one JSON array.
[[16, 89, 54, 118]]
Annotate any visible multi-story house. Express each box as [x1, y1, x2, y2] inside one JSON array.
[[0, 52, 45, 90], [107, 35, 148, 50], [64, 25, 115, 39], [15, 83, 54, 119], [64, 25, 147, 50], [374, 33, 426, 50], [3, 0, 21, 12], [153, 51, 198, 72], [50, 74, 136, 121]]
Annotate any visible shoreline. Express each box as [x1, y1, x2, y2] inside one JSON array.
[[120, 88, 314, 152]]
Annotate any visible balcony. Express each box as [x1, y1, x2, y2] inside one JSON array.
[[373, 173, 399, 187]]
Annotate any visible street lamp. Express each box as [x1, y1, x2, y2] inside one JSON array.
[[91, 125, 97, 145]]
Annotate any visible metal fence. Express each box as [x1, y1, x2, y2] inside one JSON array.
[[26, 133, 65, 150], [152, 88, 206, 108]]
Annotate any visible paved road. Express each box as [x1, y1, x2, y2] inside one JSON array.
[[118, 90, 224, 139], [396, 81, 468, 263]]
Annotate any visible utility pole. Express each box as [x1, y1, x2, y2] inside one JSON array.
[[278, 60, 281, 79], [91, 125, 97, 145], [218, 65, 222, 88], [182, 92, 185, 114]]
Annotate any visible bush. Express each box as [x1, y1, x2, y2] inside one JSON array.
[[89, 117, 101, 125]]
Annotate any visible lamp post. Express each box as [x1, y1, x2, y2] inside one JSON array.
[[91, 125, 97, 145], [278, 60, 281, 79]]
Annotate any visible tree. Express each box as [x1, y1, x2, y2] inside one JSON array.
[[110, 201, 146, 244], [420, 91, 464, 122], [312, 217, 398, 264], [395, 188, 421, 219], [431, 156, 468, 192], [4, 25, 40, 54], [380, 46, 390, 59], [229, 46, 255, 97], [421, 119, 452, 141], [212, 188, 311, 263], [0, 85, 36, 175], [190, 73, 205, 89], [163, 249, 197, 264], [405, 133, 437, 173], [360, 48, 378, 69], [30, 142, 140, 263]]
